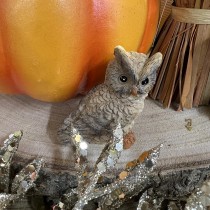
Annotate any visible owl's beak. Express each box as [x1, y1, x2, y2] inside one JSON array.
[[131, 86, 138, 96]]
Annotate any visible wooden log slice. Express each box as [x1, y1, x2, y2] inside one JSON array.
[[0, 95, 210, 174]]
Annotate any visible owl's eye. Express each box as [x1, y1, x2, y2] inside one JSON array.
[[119, 75, 128, 83], [141, 78, 149, 85]]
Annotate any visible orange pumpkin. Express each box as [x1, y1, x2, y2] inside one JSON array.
[[0, 0, 160, 102]]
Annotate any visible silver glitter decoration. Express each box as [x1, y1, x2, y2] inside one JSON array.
[[70, 125, 89, 194], [0, 131, 23, 193], [11, 158, 44, 194], [0, 194, 19, 209], [72, 123, 124, 210], [185, 179, 210, 210], [137, 191, 150, 210], [61, 124, 162, 210], [136, 190, 164, 210], [0, 131, 44, 209], [98, 144, 163, 209], [0, 158, 43, 209]]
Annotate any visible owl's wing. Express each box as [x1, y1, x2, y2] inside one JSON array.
[[58, 84, 105, 142], [71, 85, 102, 120]]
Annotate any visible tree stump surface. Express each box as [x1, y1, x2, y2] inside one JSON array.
[[0, 94, 210, 173], [1, 94, 210, 209]]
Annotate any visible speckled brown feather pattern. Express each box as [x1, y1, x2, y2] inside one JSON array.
[[58, 46, 162, 144]]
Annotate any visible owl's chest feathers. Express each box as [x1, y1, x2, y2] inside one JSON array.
[[113, 94, 145, 124], [83, 86, 145, 129], [119, 96, 144, 115]]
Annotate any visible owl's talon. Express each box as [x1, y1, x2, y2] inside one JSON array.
[[123, 132, 136, 149]]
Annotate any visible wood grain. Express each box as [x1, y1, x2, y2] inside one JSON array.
[[0, 95, 210, 173]]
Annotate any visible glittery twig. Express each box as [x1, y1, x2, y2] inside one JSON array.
[[59, 126, 162, 210], [72, 124, 124, 210], [0, 158, 43, 209], [184, 178, 210, 210], [0, 194, 19, 209], [0, 131, 44, 209], [0, 131, 23, 193], [98, 144, 162, 209], [137, 191, 149, 210], [11, 158, 44, 194], [136, 190, 164, 210], [71, 125, 88, 192]]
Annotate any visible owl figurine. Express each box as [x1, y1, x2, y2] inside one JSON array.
[[58, 46, 162, 149]]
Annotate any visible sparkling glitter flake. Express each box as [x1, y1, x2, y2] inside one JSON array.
[[97, 162, 106, 172], [79, 141, 88, 150], [75, 134, 82, 143], [115, 142, 123, 151]]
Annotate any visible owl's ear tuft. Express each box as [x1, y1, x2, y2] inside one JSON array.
[[114, 46, 132, 69], [145, 52, 163, 74], [114, 46, 126, 57]]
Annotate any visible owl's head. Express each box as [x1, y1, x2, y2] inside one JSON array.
[[105, 46, 162, 97]]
